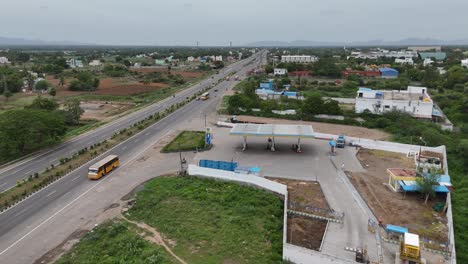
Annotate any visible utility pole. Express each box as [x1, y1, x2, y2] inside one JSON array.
[[204, 113, 207, 128]]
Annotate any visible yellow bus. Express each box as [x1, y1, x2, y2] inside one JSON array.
[[200, 92, 209, 100], [88, 155, 120, 180]]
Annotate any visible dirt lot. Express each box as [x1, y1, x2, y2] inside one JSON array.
[[235, 115, 390, 140], [80, 101, 134, 121], [287, 216, 327, 251], [48, 76, 169, 96], [268, 177, 329, 251], [268, 178, 329, 209], [348, 149, 448, 242]]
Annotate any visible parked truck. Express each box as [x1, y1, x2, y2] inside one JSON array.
[[336, 134, 346, 148]]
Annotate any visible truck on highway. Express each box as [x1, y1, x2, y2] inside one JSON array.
[[336, 134, 346, 148]]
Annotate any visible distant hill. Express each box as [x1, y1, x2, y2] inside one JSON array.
[[0, 36, 95, 46], [245, 38, 468, 47]]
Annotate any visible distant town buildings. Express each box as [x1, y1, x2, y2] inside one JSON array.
[[419, 52, 447, 61], [395, 57, 414, 65], [408, 46, 442, 52], [461, 59, 468, 68], [273, 68, 288, 76], [341, 67, 399, 78], [423, 58, 434, 67], [66, 58, 83, 68], [89, 60, 102, 66], [349, 49, 417, 60], [281, 55, 318, 63], [355, 86, 433, 119], [0, 56, 10, 64]]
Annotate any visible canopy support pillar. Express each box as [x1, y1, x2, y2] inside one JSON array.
[[242, 136, 247, 151]]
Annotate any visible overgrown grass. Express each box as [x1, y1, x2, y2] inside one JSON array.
[[64, 119, 102, 139], [161, 131, 205, 152], [127, 176, 284, 264], [56, 220, 177, 264]]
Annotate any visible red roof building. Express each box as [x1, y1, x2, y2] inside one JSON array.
[[341, 70, 381, 78], [288, 71, 312, 77]]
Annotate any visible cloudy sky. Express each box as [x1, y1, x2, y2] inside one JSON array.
[[1, 0, 467, 45]]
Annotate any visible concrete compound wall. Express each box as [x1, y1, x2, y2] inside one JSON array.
[[315, 132, 456, 264]]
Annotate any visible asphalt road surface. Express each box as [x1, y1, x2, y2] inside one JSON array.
[[0, 53, 261, 192], [0, 50, 267, 263]]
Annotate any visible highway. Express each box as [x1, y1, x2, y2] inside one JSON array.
[[0, 50, 267, 263], [0, 53, 259, 192]]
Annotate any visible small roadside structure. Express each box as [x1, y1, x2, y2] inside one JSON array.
[[230, 123, 314, 151], [387, 168, 453, 193], [273, 68, 288, 76]]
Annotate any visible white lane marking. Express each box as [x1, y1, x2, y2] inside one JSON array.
[[46, 190, 57, 197], [0, 182, 7, 188], [134, 139, 139, 143], [122, 146, 127, 151], [71, 176, 80, 182]]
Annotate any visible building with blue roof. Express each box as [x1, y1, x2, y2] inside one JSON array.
[[379, 67, 399, 78]]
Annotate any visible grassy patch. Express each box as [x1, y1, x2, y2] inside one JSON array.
[[127, 176, 284, 264], [64, 119, 102, 139], [56, 220, 177, 264], [161, 131, 205, 152]]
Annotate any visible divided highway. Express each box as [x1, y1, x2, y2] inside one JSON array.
[[0, 54, 258, 192], [0, 51, 267, 263]]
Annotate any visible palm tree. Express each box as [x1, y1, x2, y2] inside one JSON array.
[[59, 75, 65, 87]]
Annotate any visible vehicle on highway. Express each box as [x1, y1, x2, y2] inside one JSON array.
[[88, 155, 120, 180], [200, 92, 210, 100]]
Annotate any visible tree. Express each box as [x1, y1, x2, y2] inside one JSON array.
[[68, 72, 100, 91], [27, 96, 59, 111], [416, 173, 440, 204], [35, 80, 50, 91], [0, 109, 66, 159], [64, 99, 84, 125], [3, 87, 12, 101], [59, 76, 65, 87], [48, 87, 57, 97]]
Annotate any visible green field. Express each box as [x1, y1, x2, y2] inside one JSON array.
[[161, 131, 206, 152], [56, 220, 177, 264], [127, 176, 284, 264]]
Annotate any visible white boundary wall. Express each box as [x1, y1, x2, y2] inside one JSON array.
[[315, 132, 456, 263]]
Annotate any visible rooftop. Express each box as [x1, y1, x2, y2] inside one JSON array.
[[230, 124, 314, 138]]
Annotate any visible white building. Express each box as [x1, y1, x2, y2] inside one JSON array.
[[214, 55, 223, 62], [355, 86, 434, 119], [395, 57, 414, 65], [66, 58, 83, 68], [349, 50, 417, 60], [461, 59, 468, 68], [423, 58, 434, 67], [273, 68, 288, 76], [0, 56, 10, 64], [281, 55, 318, 63], [89, 60, 102, 66], [187, 56, 195, 62]]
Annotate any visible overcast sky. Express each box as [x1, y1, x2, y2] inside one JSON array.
[[1, 0, 467, 45]]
